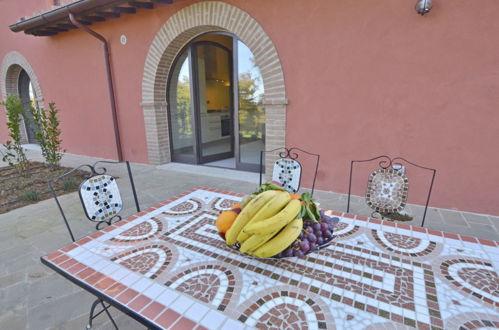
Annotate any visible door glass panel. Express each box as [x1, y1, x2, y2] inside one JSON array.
[[195, 44, 232, 158], [237, 40, 265, 165], [18, 70, 37, 144], [169, 51, 194, 159]]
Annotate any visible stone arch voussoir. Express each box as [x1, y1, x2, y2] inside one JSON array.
[[141, 1, 287, 165]]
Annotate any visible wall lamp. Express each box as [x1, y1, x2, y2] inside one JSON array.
[[415, 0, 432, 15]]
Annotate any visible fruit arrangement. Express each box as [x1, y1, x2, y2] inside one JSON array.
[[215, 183, 339, 258]]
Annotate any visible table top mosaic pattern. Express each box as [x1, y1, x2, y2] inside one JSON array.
[[41, 187, 499, 330]]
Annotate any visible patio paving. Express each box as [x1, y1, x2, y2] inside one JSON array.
[[1, 148, 497, 329]]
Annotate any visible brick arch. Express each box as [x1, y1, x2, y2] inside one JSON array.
[[141, 1, 287, 165], [1, 51, 45, 143]]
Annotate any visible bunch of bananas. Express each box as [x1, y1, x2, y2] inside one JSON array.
[[225, 189, 303, 258]]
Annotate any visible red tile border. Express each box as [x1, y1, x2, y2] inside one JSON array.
[[61, 243, 78, 252], [86, 272, 106, 285], [459, 235, 478, 243], [95, 277, 116, 291], [116, 288, 139, 304], [142, 301, 166, 320], [105, 282, 127, 297], [128, 294, 152, 312], [155, 309, 181, 328], [171, 317, 196, 330], [75, 267, 95, 280], [478, 238, 496, 247]]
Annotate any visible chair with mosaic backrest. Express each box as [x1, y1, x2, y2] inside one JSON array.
[[48, 160, 141, 330], [259, 147, 320, 196], [346, 155, 436, 227]]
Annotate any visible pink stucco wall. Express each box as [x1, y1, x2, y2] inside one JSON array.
[[1, 0, 498, 215]]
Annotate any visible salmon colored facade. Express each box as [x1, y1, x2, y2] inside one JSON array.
[[1, 0, 498, 215]]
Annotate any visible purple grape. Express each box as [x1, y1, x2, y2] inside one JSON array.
[[312, 223, 321, 231], [317, 236, 324, 245], [305, 225, 313, 234], [299, 232, 305, 240], [314, 230, 322, 238], [284, 248, 294, 258], [307, 233, 317, 243], [292, 240, 300, 248], [309, 242, 317, 251], [275, 252, 283, 258], [319, 209, 325, 217], [320, 222, 329, 231], [295, 250, 305, 258], [323, 230, 332, 239], [300, 240, 310, 252]]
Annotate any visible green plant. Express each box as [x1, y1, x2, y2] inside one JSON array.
[[21, 190, 40, 201], [1, 95, 29, 175], [31, 102, 64, 169], [62, 179, 78, 191]]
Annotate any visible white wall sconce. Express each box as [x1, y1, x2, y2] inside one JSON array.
[[415, 0, 432, 15]]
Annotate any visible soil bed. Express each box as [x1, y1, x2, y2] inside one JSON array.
[[0, 161, 88, 214]]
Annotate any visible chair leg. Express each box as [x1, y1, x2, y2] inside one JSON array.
[[86, 298, 119, 330]]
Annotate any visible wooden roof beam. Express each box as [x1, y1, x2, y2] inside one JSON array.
[[129, 1, 154, 9], [80, 15, 106, 22], [113, 6, 137, 14]]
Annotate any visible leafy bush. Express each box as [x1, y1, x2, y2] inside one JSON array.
[[62, 179, 78, 191], [21, 190, 40, 201], [0, 95, 29, 175], [31, 102, 64, 169]]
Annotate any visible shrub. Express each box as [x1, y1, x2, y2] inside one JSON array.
[[0, 95, 29, 175], [62, 179, 78, 191], [31, 102, 64, 169], [21, 190, 40, 201]]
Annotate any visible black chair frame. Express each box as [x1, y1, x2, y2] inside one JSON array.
[[48, 160, 141, 330], [259, 147, 320, 196], [347, 155, 436, 227]]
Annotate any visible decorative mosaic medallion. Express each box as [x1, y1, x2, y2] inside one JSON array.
[[272, 158, 301, 193], [162, 198, 203, 217], [79, 175, 122, 221], [371, 230, 437, 257], [111, 244, 175, 279], [110, 217, 164, 243], [366, 168, 409, 213], [439, 257, 499, 307], [210, 197, 240, 213]]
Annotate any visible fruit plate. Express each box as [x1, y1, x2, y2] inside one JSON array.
[[219, 214, 340, 259]]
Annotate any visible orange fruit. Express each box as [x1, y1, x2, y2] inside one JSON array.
[[231, 202, 241, 210], [290, 193, 301, 200], [216, 210, 238, 233]]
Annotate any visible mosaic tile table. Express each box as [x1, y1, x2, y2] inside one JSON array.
[[41, 187, 499, 330]]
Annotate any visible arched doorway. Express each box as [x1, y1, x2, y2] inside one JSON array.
[[141, 1, 287, 172], [168, 33, 265, 171], [1, 51, 44, 144]]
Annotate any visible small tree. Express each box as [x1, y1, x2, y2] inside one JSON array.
[[31, 102, 64, 169], [0, 95, 29, 175]]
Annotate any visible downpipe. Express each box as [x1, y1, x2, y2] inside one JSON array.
[[68, 12, 124, 161]]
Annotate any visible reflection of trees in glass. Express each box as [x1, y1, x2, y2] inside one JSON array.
[[176, 75, 192, 137], [238, 72, 264, 141]]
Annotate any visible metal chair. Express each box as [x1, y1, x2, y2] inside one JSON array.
[[259, 147, 320, 196], [48, 160, 141, 330], [346, 155, 436, 227]]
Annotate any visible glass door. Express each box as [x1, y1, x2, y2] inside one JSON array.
[[193, 42, 234, 163], [168, 34, 265, 171], [234, 40, 265, 171], [169, 50, 196, 163], [18, 70, 38, 144]]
